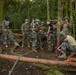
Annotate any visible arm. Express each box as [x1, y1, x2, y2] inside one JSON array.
[[47, 26, 50, 34], [57, 45, 61, 51], [21, 24, 24, 34]]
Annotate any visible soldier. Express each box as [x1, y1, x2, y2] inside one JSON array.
[[2, 17, 19, 47], [53, 20, 57, 51], [21, 19, 30, 48], [46, 20, 54, 52], [62, 18, 71, 35], [30, 19, 38, 52], [57, 31, 76, 59], [38, 21, 46, 50]]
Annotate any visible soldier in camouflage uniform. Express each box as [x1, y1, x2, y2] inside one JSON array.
[[62, 18, 71, 35], [30, 19, 38, 52], [38, 21, 46, 50], [57, 31, 76, 59], [2, 17, 19, 47], [46, 20, 54, 52], [21, 19, 30, 48]]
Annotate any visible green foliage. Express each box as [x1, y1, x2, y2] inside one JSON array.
[[0, 0, 75, 34]]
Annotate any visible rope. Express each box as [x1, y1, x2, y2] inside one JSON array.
[[8, 50, 34, 75], [8, 42, 42, 75]]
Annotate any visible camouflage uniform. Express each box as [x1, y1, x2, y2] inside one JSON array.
[[47, 20, 54, 52], [30, 21, 38, 51], [2, 19, 19, 47], [38, 22, 46, 50], [58, 31, 76, 59], [21, 20, 30, 47], [47, 34, 54, 52]]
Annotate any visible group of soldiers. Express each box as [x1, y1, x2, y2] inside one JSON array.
[[1, 17, 57, 52], [1, 17, 76, 59]]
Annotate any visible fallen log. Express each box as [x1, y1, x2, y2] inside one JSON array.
[[0, 54, 76, 67], [65, 58, 76, 62]]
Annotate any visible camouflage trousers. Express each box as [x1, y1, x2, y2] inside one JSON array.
[[31, 31, 37, 50], [37, 31, 45, 46], [61, 42, 76, 54], [3, 29, 17, 45], [22, 31, 30, 46], [47, 34, 54, 52]]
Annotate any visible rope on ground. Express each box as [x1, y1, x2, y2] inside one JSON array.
[[8, 50, 34, 75], [8, 43, 42, 75]]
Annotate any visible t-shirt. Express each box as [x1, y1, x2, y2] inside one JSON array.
[[65, 35, 76, 46], [48, 24, 53, 34]]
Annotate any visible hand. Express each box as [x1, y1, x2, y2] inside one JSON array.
[[57, 47, 61, 51]]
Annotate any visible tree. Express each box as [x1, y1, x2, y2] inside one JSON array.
[[57, 0, 62, 46], [47, 0, 50, 20], [0, 0, 12, 23]]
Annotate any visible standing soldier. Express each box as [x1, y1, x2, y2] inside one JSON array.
[[21, 19, 30, 48], [62, 18, 71, 35], [2, 17, 19, 47], [30, 19, 38, 52], [53, 20, 57, 51], [46, 20, 54, 52], [38, 21, 46, 50]]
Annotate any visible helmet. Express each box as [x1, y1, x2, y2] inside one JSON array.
[[25, 19, 29, 22], [60, 31, 66, 36], [35, 19, 40, 22], [41, 21, 44, 24]]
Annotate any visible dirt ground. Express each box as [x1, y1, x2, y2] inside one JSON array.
[[0, 42, 76, 75], [0, 59, 44, 75]]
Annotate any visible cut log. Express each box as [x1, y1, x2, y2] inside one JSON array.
[[65, 58, 76, 62], [0, 54, 76, 67]]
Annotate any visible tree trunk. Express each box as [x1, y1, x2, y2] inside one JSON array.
[[47, 0, 50, 20], [57, 0, 61, 46], [66, 0, 68, 17], [27, 0, 31, 23], [70, 0, 75, 37], [0, 0, 5, 23], [70, 0, 73, 26]]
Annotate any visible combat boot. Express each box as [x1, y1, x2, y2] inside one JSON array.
[[5, 45, 8, 48], [22, 45, 24, 48], [28, 44, 31, 48], [32, 47, 37, 52], [40, 46, 43, 50], [58, 53, 66, 59], [14, 42, 19, 46]]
